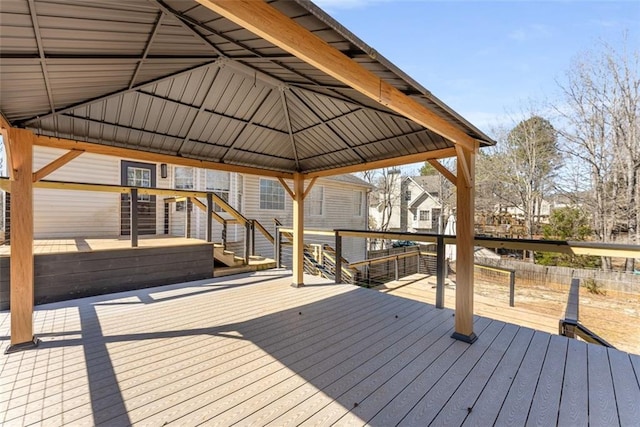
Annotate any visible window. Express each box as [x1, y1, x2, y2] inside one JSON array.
[[419, 210, 431, 222], [307, 186, 324, 216], [174, 167, 194, 211], [353, 191, 364, 217], [174, 167, 194, 189], [206, 170, 230, 213], [405, 190, 412, 201], [127, 167, 151, 201], [259, 179, 285, 210]]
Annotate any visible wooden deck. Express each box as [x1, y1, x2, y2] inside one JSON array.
[[0, 235, 210, 255], [1, 271, 639, 426]]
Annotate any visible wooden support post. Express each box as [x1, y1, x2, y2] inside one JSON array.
[[6, 128, 38, 353], [452, 143, 478, 344], [334, 231, 342, 284], [130, 188, 138, 248], [206, 193, 213, 243], [436, 236, 445, 309], [292, 173, 305, 287]]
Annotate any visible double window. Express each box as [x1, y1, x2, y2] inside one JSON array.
[[174, 166, 194, 211], [127, 167, 151, 201], [206, 170, 230, 213], [259, 179, 285, 210]]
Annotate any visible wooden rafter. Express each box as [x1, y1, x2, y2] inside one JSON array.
[[427, 159, 456, 184], [455, 145, 472, 188], [33, 135, 293, 179], [196, 0, 476, 151], [32, 149, 84, 182]]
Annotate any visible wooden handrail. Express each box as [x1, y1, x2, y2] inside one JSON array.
[[334, 229, 640, 259], [349, 250, 419, 268], [253, 220, 274, 244]]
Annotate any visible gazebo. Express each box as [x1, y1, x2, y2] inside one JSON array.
[[0, 0, 494, 352]]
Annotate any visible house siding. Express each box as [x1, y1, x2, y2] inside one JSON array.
[[30, 146, 171, 238], [242, 176, 368, 263], [21, 147, 368, 263]]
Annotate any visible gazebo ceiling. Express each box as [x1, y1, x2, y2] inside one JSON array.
[[0, 0, 495, 176]]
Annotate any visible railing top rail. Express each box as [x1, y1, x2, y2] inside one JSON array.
[[349, 250, 419, 268], [279, 227, 335, 237], [333, 229, 640, 258]]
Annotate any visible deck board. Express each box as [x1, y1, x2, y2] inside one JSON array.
[[461, 327, 534, 426], [0, 271, 637, 426], [493, 331, 550, 426], [558, 338, 589, 426], [526, 334, 568, 426], [587, 344, 619, 426], [608, 348, 640, 426]]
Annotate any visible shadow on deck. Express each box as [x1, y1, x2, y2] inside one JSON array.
[[1, 271, 638, 426]]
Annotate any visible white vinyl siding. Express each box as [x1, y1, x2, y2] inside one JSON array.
[[306, 186, 323, 216], [32, 146, 126, 238], [243, 175, 368, 264], [353, 191, 364, 217]]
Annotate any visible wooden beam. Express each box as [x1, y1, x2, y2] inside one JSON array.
[[427, 159, 456, 184], [33, 134, 294, 179], [6, 128, 37, 350], [302, 176, 318, 200], [305, 147, 457, 179], [292, 173, 305, 287], [452, 141, 478, 343], [278, 177, 295, 200], [455, 145, 472, 188], [0, 179, 10, 192], [197, 0, 476, 151], [32, 149, 84, 182]]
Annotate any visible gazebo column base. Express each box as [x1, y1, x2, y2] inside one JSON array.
[[5, 337, 40, 354], [451, 332, 478, 344]]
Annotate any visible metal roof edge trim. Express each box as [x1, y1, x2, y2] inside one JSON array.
[[292, 0, 496, 146]]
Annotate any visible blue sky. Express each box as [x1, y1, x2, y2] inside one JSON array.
[[314, 0, 639, 135]]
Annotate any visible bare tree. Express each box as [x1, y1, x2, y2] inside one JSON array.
[[477, 112, 559, 256], [555, 39, 639, 270], [362, 168, 401, 231]]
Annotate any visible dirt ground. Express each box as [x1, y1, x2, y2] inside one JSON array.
[[473, 276, 640, 355], [376, 273, 640, 355]]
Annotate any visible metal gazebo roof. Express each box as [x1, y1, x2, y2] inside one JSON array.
[[0, 0, 494, 177]]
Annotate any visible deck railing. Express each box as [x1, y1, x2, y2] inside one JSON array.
[[330, 229, 639, 350]]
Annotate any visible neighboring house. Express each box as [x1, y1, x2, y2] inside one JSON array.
[[369, 173, 446, 234], [0, 145, 370, 263]]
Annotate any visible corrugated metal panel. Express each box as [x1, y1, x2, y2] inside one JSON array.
[[1, 0, 494, 176]]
